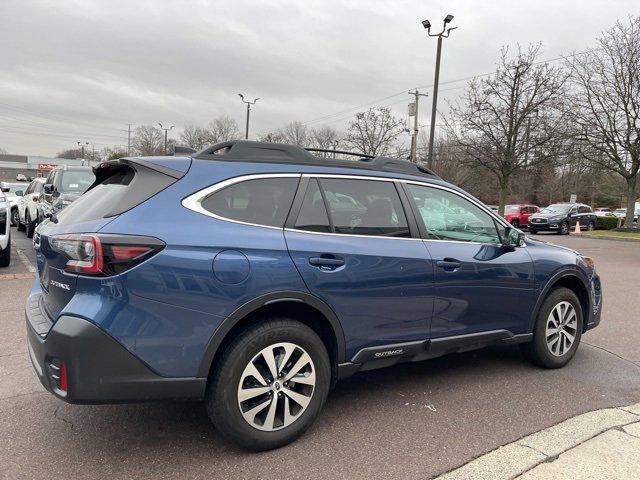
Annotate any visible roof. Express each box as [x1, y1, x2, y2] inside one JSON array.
[[192, 140, 439, 180]]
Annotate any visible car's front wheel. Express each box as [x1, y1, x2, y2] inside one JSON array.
[[560, 221, 570, 235], [25, 210, 35, 238], [587, 221, 595, 231], [11, 208, 19, 228], [520, 287, 583, 368], [206, 318, 331, 451]]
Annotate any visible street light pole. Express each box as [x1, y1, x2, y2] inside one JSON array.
[[238, 93, 260, 139], [422, 14, 457, 169], [158, 123, 174, 155], [77, 141, 89, 165]]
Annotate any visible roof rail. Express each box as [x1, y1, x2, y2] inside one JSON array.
[[193, 140, 439, 179]]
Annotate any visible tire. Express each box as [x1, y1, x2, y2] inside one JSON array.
[[520, 287, 583, 369], [587, 221, 595, 231], [206, 318, 331, 451], [0, 231, 10, 267], [529, 229, 538, 235], [10, 208, 19, 227], [17, 214, 25, 231], [511, 220, 520, 228], [559, 221, 570, 235], [26, 210, 35, 238]]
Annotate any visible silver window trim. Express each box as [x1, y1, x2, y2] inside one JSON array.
[[181, 173, 301, 231], [181, 172, 513, 243]]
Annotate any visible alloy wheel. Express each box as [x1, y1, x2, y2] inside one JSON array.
[[11, 209, 18, 226], [545, 301, 578, 356], [237, 342, 316, 432]]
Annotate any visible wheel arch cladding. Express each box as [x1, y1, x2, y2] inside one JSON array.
[[197, 292, 346, 380], [530, 269, 590, 333]]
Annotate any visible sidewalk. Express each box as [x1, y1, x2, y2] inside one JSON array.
[[435, 402, 640, 480]]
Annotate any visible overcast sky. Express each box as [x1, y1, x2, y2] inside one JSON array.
[[0, 0, 637, 156]]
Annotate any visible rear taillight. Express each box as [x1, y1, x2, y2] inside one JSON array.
[[50, 233, 164, 276]]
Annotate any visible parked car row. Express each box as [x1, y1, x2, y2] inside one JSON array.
[[497, 202, 628, 235], [0, 190, 10, 267], [0, 166, 95, 240]]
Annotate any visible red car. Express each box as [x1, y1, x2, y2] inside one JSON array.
[[504, 204, 540, 228]]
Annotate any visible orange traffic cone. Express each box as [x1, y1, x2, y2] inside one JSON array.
[[573, 221, 581, 235]]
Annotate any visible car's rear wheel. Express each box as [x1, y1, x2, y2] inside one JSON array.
[[520, 287, 583, 368], [511, 219, 520, 228], [206, 318, 331, 451], [25, 210, 35, 238]]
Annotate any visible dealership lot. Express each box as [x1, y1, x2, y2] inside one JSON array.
[[1, 230, 638, 479]]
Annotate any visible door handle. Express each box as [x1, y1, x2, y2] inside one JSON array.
[[436, 258, 462, 271], [309, 257, 345, 268]]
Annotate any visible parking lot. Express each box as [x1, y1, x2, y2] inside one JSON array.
[[1, 227, 639, 480]]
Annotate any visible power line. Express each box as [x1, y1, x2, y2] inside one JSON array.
[[301, 47, 600, 128]]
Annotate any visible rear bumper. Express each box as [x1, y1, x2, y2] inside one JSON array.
[[26, 294, 206, 404]]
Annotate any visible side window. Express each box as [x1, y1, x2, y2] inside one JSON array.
[[578, 205, 591, 214], [317, 178, 410, 237], [201, 177, 299, 228], [294, 179, 331, 233], [407, 184, 501, 244]]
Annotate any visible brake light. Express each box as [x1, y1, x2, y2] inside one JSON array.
[[50, 234, 164, 276], [50, 234, 103, 274]]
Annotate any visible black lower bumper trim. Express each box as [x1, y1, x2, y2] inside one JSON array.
[[26, 314, 206, 404]]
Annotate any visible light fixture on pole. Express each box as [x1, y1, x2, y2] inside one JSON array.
[[77, 141, 89, 165], [422, 14, 457, 169], [158, 123, 174, 155], [238, 93, 260, 139]]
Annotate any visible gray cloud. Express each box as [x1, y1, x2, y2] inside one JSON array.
[[0, 0, 637, 155]]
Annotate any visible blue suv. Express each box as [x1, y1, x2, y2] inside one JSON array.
[[27, 141, 602, 450]]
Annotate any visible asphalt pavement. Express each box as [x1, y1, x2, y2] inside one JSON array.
[[1, 228, 638, 480]]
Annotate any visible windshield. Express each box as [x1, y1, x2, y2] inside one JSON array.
[[505, 205, 520, 213], [541, 204, 571, 214], [59, 170, 95, 193]]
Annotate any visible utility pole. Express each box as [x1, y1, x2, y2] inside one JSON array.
[[421, 14, 457, 169], [238, 93, 260, 139], [408, 90, 428, 163], [158, 123, 174, 155], [127, 123, 133, 156]]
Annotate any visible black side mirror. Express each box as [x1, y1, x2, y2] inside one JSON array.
[[503, 226, 525, 248], [43, 184, 53, 194]]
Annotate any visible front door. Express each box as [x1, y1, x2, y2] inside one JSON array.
[[403, 183, 536, 338], [284, 177, 434, 359]]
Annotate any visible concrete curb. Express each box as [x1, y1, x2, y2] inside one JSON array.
[[434, 402, 640, 480], [575, 233, 640, 242]]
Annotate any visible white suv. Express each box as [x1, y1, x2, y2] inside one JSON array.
[[0, 191, 10, 267], [17, 177, 45, 238]]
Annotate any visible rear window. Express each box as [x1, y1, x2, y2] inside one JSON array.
[[201, 177, 299, 228], [54, 163, 178, 225]]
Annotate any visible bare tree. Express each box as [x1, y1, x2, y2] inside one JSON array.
[[208, 115, 241, 144], [445, 44, 569, 214], [280, 121, 309, 146], [180, 125, 210, 150], [344, 107, 406, 156], [257, 130, 287, 144], [0, 147, 7, 155], [132, 125, 165, 156], [567, 16, 640, 226], [309, 126, 341, 157]]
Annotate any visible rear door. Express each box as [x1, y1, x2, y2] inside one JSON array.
[[284, 176, 434, 357]]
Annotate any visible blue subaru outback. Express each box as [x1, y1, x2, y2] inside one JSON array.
[[27, 141, 602, 450]]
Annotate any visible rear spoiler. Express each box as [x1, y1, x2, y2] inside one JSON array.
[[87, 158, 186, 192]]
